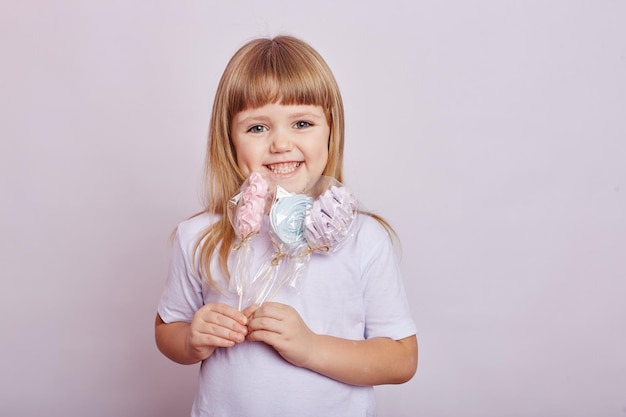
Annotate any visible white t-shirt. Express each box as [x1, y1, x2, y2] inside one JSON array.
[[158, 212, 416, 417]]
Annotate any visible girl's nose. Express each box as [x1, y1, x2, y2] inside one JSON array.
[[269, 131, 292, 153]]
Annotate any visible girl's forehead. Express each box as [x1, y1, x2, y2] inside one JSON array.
[[232, 102, 331, 125], [235, 96, 323, 110], [228, 72, 332, 114], [235, 102, 325, 115]]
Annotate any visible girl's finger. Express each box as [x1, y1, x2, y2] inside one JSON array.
[[203, 303, 248, 325]]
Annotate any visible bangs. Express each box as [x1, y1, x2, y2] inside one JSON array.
[[226, 40, 333, 114]]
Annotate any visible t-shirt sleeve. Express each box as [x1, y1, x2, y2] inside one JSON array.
[[157, 225, 204, 323], [360, 219, 416, 340]]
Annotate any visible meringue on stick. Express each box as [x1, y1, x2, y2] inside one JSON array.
[[250, 186, 312, 305], [285, 179, 358, 290], [304, 182, 358, 253], [228, 172, 270, 310]]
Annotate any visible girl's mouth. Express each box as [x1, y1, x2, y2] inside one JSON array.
[[266, 162, 301, 175]]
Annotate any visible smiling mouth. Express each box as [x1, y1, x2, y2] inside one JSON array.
[[266, 162, 301, 175]]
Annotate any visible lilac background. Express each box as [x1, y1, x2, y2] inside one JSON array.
[[1, 1, 625, 416]]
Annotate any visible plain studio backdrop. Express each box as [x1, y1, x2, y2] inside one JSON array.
[[1, 1, 625, 416]]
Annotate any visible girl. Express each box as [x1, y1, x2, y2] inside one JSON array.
[[155, 35, 417, 417]]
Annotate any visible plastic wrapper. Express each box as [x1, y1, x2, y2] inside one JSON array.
[[245, 177, 359, 305], [245, 186, 313, 306], [227, 172, 272, 310], [304, 177, 359, 254], [288, 177, 359, 289]]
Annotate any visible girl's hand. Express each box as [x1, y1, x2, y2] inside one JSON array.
[[188, 303, 248, 360], [246, 302, 315, 368], [242, 303, 418, 385]]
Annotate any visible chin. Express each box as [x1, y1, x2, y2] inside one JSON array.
[[273, 176, 310, 194]]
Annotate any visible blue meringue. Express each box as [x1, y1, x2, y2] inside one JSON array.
[[270, 187, 313, 249]]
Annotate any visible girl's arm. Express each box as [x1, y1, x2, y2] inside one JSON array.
[[155, 303, 249, 365], [246, 302, 418, 385]]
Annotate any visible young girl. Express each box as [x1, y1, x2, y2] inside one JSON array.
[[155, 35, 417, 417]]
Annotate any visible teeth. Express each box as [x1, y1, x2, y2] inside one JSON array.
[[268, 162, 300, 174]]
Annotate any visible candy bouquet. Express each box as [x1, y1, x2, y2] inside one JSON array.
[[228, 175, 359, 308], [227, 172, 273, 310]]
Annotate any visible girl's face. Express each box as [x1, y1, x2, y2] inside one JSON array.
[[231, 103, 330, 193]]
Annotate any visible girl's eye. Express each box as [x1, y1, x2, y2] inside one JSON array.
[[294, 121, 312, 129], [248, 125, 267, 133]]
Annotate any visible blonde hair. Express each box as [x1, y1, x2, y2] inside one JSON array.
[[193, 35, 394, 289]]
